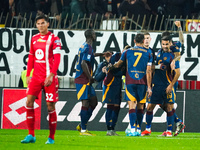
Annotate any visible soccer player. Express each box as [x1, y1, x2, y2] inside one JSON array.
[[75, 29, 111, 136], [102, 50, 127, 136], [159, 21, 185, 136], [21, 14, 61, 144], [110, 33, 152, 136], [142, 36, 180, 137]]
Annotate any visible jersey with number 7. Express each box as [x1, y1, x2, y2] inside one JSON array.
[[120, 46, 152, 85]]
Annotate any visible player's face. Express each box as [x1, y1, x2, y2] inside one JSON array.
[[161, 40, 171, 52], [144, 35, 151, 47], [36, 19, 49, 35], [92, 32, 96, 42]]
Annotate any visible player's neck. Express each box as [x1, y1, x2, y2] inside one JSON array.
[[144, 45, 149, 49], [136, 43, 143, 47], [86, 39, 93, 46], [40, 30, 49, 35]]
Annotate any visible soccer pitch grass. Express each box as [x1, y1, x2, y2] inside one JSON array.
[[0, 129, 199, 150]]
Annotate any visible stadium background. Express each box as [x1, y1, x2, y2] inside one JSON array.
[[1, 1, 200, 133]]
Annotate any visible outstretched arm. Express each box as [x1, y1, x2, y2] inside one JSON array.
[[174, 21, 184, 44]]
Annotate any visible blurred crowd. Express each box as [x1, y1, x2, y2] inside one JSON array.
[[0, 0, 199, 29]]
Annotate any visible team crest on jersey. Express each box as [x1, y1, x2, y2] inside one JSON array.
[[87, 54, 91, 59], [54, 40, 61, 45], [176, 46, 179, 50], [35, 49, 44, 60], [164, 57, 167, 60], [37, 38, 46, 42], [135, 73, 139, 78]]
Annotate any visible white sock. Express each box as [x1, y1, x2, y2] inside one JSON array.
[[146, 128, 151, 132], [166, 130, 171, 133], [131, 128, 135, 133], [81, 129, 86, 133]]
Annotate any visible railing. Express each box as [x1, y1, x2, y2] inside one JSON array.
[[0, 12, 200, 32]]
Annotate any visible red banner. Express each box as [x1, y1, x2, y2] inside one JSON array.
[[2, 89, 41, 129]]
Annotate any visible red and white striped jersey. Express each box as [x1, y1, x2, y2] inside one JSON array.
[[27, 31, 61, 79]]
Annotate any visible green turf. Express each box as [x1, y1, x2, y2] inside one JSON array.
[[0, 129, 199, 150]]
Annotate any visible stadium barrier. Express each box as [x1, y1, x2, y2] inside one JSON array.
[[1, 88, 199, 132], [1, 29, 200, 89]]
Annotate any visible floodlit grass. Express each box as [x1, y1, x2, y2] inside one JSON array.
[[0, 129, 199, 150]]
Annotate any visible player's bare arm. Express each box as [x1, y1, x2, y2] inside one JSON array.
[[81, 60, 95, 84], [166, 68, 180, 94], [113, 60, 124, 68], [174, 21, 184, 45], [146, 65, 152, 97]]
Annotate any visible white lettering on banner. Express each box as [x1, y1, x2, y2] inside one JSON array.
[[67, 102, 102, 122], [4, 97, 39, 125], [47, 101, 67, 121], [1, 28, 200, 81]]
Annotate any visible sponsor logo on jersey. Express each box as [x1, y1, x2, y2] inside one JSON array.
[[54, 40, 60, 45], [37, 38, 46, 42], [35, 49, 44, 60]]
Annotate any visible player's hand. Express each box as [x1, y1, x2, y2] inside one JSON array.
[[102, 66, 108, 74], [147, 87, 152, 98], [174, 21, 181, 28], [170, 60, 175, 70], [44, 73, 54, 86], [26, 76, 31, 85], [104, 51, 112, 57], [89, 77, 95, 85], [166, 84, 173, 94]]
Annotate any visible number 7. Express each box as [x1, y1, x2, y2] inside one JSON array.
[[133, 52, 142, 67]]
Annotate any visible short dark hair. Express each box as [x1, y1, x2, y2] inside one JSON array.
[[161, 36, 172, 42], [161, 31, 171, 38], [84, 29, 95, 39], [36, 14, 49, 22], [135, 33, 144, 43], [143, 32, 150, 36]]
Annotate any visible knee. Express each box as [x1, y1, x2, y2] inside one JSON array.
[[46, 102, 55, 112]]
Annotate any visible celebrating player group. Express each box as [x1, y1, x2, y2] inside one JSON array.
[[21, 13, 185, 144]]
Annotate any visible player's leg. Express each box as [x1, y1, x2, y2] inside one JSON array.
[[136, 85, 147, 135], [110, 86, 121, 136], [127, 100, 138, 136], [46, 102, 56, 144], [21, 78, 42, 143], [125, 84, 138, 136], [21, 95, 37, 143], [45, 76, 59, 144], [165, 103, 174, 137], [136, 103, 144, 135], [141, 103, 156, 136], [106, 104, 114, 135], [110, 104, 120, 136]]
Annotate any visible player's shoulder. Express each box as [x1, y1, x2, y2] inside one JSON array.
[[32, 33, 40, 39]]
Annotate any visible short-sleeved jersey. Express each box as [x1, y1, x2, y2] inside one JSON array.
[[29, 31, 61, 79], [171, 41, 181, 53], [103, 52, 123, 86], [120, 46, 152, 85], [152, 49, 180, 86], [75, 42, 95, 84]]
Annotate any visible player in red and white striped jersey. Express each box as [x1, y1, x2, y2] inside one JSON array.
[[21, 14, 61, 144]]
